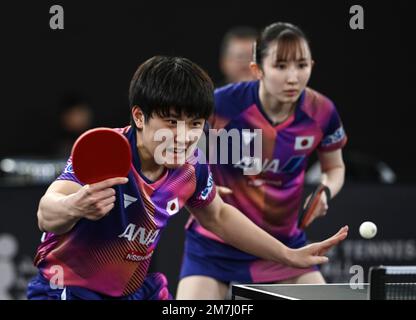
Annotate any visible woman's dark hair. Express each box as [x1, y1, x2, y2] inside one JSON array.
[[129, 56, 214, 127], [254, 22, 310, 66]]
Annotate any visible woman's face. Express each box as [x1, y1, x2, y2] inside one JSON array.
[[259, 39, 313, 104]]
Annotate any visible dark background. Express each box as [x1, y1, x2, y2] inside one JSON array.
[[0, 1, 415, 299], [0, 0, 414, 181]]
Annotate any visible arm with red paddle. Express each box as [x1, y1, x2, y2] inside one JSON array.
[[37, 128, 131, 234], [298, 149, 346, 229], [298, 183, 331, 230]]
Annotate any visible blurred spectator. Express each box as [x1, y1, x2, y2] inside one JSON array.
[[218, 26, 258, 86], [54, 93, 94, 158]]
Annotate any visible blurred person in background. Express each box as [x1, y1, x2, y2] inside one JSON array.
[[218, 26, 258, 86], [54, 93, 94, 158]]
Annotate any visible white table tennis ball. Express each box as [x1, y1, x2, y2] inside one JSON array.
[[359, 221, 377, 239]]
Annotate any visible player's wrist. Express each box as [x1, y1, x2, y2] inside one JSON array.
[[320, 183, 332, 201], [61, 195, 83, 221], [280, 247, 296, 266]]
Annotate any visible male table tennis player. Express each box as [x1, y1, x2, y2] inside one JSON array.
[[27, 56, 348, 300]]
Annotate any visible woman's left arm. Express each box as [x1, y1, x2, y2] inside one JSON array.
[[318, 148, 346, 199]]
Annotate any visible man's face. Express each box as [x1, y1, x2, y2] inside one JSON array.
[[221, 38, 256, 83], [137, 108, 205, 168]]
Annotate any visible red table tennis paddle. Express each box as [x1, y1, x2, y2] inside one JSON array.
[[298, 183, 330, 230], [71, 128, 132, 184]]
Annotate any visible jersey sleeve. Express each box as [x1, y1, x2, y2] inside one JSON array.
[[318, 102, 348, 152], [55, 157, 84, 185], [186, 162, 217, 209]]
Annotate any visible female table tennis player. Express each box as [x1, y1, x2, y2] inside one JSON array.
[[177, 22, 348, 299]]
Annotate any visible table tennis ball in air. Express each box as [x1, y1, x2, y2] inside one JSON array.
[[359, 221, 377, 239]]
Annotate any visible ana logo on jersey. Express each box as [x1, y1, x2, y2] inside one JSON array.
[[234, 155, 305, 174], [166, 197, 179, 215], [118, 223, 159, 245], [123, 194, 138, 208], [295, 136, 314, 150]]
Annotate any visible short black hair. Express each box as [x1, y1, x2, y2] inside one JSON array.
[[220, 26, 258, 58], [129, 56, 214, 126]]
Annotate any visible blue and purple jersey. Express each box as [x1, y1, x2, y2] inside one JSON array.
[[189, 80, 347, 241], [33, 126, 216, 297]]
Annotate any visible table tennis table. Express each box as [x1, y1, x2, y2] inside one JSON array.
[[232, 283, 369, 300]]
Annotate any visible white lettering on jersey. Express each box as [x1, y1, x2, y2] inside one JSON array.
[[64, 159, 74, 174], [263, 159, 280, 173], [321, 127, 345, 147], [199, 173, 214, 200], [234, 157, 280, 174], [234, 157, 259, 172], [295, 136, 314, 150], [118, 223, 159, 245], [123, 194, 138, 208], [125, 250, 154, 262]]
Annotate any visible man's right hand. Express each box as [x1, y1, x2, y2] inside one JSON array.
[[63, 177, 128, 221]]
